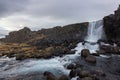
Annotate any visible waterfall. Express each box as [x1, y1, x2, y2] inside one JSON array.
[[75, 20, 104, 53], [85, 20, 103, 42]]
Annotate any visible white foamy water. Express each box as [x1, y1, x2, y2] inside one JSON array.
[[85, 20, 103, 42], [0, 54, 80, 78], [75, 20, 104, 53]]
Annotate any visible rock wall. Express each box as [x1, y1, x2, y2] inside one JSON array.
[[103, 5, 120, 42]]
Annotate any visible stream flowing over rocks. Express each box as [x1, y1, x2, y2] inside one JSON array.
[[0, 5, 120, 80]]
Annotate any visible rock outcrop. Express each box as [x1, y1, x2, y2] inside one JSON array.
[[0, 27, 34, 43], [103, 5, 120, 43]]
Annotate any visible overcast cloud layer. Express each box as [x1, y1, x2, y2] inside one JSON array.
[[0, 0, 120, 31]]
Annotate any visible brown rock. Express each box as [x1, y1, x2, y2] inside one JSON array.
[[81, 49, 90, 58]]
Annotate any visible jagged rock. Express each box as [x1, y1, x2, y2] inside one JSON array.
[[85, 55, 96, 63], [58, 75, 70, 80], [81, 49, 90, 58]]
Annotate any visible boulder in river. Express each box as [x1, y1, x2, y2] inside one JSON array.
[[81, 49, 90, 58]]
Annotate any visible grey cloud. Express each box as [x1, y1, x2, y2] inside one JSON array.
[[0, 0, 29, 18], [21, 0, 120, 21], [0, 0, 120, 30]]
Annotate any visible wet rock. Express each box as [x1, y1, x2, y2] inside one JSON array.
[[58, 75, 70, 80], [69, 69, 77, 78], [85, 55, 96, 63], [43, 71, 57, 80], [81, 49, 90, 58]]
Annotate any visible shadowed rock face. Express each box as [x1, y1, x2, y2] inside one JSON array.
[[103, 5, 120, 43]]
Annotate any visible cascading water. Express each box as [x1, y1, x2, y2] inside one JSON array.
[[75, 20, 104, 53], [85, 20, 103, 42], [0, 20, 104, 79]]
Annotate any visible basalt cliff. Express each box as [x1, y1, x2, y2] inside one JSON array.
[[103, 5, 120, 44]]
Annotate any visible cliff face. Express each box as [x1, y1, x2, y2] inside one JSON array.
[[0, 22, 88, 48], [1, 22, 88, 43], [103, 5, 120, 42]]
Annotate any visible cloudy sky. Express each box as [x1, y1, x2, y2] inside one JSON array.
[[0, 0, 120, 31]]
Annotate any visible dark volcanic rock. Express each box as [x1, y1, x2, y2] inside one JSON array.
[[103, 5, 120, 42]]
